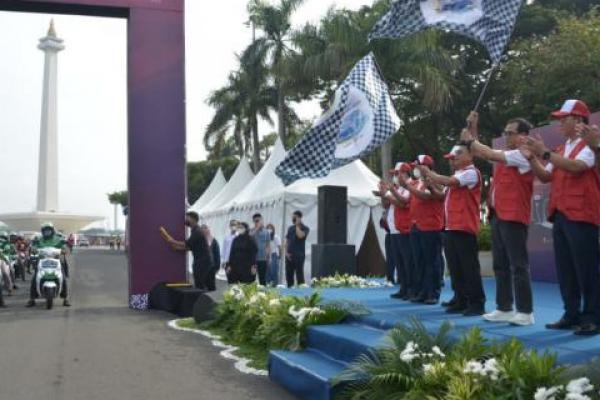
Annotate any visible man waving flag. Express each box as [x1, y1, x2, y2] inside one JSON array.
[[370, 0, 523, 65], [275, 53, 401, 185]]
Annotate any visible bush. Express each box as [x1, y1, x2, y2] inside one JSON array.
[[478, 223, 492, 252]]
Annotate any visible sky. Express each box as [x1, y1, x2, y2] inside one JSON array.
[[0, 0, 371, 231]]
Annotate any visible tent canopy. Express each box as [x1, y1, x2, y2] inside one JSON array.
[[200, 157, 255, 214], [190, 168, 226, 212]]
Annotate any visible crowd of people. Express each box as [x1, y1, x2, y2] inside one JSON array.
[[161, 210, 310, 290], [379, 99, 600, 335]]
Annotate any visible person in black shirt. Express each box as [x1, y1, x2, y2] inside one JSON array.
[[201, 224, 220, 291], [161, 211, 213, 290], [227, 222, 258, 284], [284, 210, 310, 287]]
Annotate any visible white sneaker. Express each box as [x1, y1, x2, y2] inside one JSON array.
[[508, 313, 535, 326], [483, 310, 515, 322]]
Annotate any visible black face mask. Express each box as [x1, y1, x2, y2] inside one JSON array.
[[292, 217, 297, 224]]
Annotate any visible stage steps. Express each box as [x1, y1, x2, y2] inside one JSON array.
[[268, 323, 389, 400]]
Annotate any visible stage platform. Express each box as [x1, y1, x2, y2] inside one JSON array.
[[269, 279, 600, 400]]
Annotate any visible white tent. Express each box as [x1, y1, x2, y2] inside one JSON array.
[[189, 168, 226, 212], [202, 141, 386, 282], [199, 157, 254, 215]]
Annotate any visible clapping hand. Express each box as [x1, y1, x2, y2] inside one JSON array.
[[524, 135, 548, 157], [577, 123, 600, 149]]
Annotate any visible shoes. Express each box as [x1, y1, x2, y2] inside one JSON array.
[[483, 310, 515, 323], [410, 296, 426, 304], [545, 318, 578, 330], [574, 323, 598, 336], [463, 305, 485, 316], [63, 300, 71, 307], [424, 298, 439, 305], [441, 297, 457, 308], [446, 303, 467, 314], [26, 300, 36, 308], [508, 313, 535, 326], [390, 291, 408, 300]]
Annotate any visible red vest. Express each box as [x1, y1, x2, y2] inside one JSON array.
[[492, 162, 534, 226], [548, 141, 600, 225], [446, 166, 482, 235], [394, 201, 412, 234], [409, 180, 444, 232]]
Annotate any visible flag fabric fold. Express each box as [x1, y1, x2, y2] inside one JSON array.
[[275, 53, 401, 186], [369, 0, 523, 65]]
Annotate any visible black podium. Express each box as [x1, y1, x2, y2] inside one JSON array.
[[311, 186, 357, 278]]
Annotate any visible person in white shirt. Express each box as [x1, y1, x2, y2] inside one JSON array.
[[266, 223, 282, 286], [523, 99, 599, 336], [221, 220, 238, 284], [461, 112, 536, 326]]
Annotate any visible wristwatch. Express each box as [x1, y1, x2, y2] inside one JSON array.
[[542, 151, 552, 161]]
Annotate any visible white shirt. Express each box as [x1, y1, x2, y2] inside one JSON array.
[[453, 165, 479, 189], [545, 137, 596, 173], [221, 232, 237, 263], [504, 149, 532, 174], [271, 234, 281, 257]]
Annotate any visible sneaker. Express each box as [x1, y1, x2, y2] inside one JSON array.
[[508, 313, 535, 326], [483, 310, 515, 323]]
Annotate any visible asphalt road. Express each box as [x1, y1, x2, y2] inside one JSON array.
[[0, 248, 296, 400]]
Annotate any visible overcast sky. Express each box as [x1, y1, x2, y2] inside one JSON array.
[[0, 0, 370, 230]]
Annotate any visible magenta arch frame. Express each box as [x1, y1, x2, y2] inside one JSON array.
[[1, 0, 187, 308]]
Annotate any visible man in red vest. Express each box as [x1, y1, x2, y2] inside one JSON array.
[[578, 123, 600, 172], [380, 162, 414, 299], [461, 113, 535, 326], [421, 144, 486, 315], [398, 156, 445, 304], [524, 99, 600, 336]]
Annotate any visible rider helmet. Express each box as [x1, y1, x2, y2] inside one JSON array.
[[41, 222, 56, 239]]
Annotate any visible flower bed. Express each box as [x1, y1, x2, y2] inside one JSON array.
[[311, 273, 392, 289], [335, 318, 600, 400]]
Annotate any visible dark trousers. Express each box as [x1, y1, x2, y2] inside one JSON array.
[[491, 216, 533, 313], [256, 260, 268, 286], [552, 212, 600, 324], [204, 267, 217, 291], [192, 262, 211, 290], [390, 234, 406, 288], [445, 231, 486, 308], [397, 233, 414, 295], [384, 234, 395, 283], [410, 227, 442, 299], [285, 256, 305, 288]]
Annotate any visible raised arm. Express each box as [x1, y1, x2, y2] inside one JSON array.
[[526, 136, 590, 174]]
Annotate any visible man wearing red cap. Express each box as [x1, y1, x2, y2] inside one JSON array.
[[524, 99, 600, 336], [397, 155, 445, 304], [461, 113, 535, 326], [379, 162, 413, 298], [420, 144, 486, 315]]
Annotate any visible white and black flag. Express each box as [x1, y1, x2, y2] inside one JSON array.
[[275, 53, 401, 186], [370, 0, 523, 65]]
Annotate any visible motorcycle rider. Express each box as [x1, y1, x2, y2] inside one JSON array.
[[27, 223, 71, 307], [0, 234, 17, 292]]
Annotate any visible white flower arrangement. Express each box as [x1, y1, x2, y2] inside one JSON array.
[[534, 378, 594, 400], [463, 358, 500, 381], [398, 341, 447, 364], [288, 305, 325, 326], [310, 273, 387, 289]]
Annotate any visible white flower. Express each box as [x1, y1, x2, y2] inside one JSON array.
[[565, 394, 591, 400], [288, 306, 324, 326], [276, 284, 286, 289], [432, 346, 446, 358], [423, 363, 434, 374], [534, 387, 560, 400], [400, 341, 420, 363], [268, 298, 281, 307], [567, 378, 594, 395], [298, 284, 309, 289], [464, 360, 484, 375]]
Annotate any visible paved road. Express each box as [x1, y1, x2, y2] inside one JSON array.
[[0, 249, 296, 400]]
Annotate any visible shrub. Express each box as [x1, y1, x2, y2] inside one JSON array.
[[478, 223, 492, 251]]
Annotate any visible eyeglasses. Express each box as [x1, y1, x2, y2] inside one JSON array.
[[503, 130, 519, 136], [253, 219, 261, 223]]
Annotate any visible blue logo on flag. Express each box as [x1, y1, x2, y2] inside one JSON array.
[[433, 0, 475, 12], [338, 108, 369, 143]]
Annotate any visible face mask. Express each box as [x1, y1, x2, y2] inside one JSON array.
[[267, 229, 274, 235], [292, 217, 297, 224], [230, 226, 236, 232], [392, 176, 399, 185], [413, 168, 422, 179]]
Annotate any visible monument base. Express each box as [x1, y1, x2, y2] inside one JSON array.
[[311, 244, 356, 278], [0, 211, 103, 234]]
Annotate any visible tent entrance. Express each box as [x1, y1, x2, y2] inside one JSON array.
[[356, 216, 386, 277]]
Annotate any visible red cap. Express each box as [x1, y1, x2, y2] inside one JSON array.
[[414, 155, 434, 166], [389, 162, 413, 175], [444, 145, 462, 160], [551, 99, 590, 119]]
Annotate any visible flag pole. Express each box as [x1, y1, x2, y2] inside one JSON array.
[[472, 63, 499, 113]]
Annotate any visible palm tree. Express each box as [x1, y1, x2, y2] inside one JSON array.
[[246, 0, 305, 144], [290, 2, 459, 178]]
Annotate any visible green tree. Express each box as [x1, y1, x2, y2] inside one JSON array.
[[247, 0, 305, 144], [107, 191, 128, 207]]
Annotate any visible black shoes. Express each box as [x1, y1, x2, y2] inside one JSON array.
[[63, 300, 71, 307], [574, 323, 598, 336], [441, 297, 457, 308], [463, 306, 485, 316], [26, 300, 36, 307], [545, 318, 578, 330], [446, 303, 467, 314], [390, 291, 407, 300], [424, 298, 439, 305]]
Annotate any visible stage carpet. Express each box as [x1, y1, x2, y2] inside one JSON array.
[[269, 279, 600, 400]]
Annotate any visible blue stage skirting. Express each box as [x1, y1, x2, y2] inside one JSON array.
[[269, 279, 600, 400]]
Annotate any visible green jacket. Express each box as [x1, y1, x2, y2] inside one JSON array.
[[0, 242, 14, 262], [33, 235, 66, 250]]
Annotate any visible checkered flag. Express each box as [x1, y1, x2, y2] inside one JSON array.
[[370, 0, 523, 65], [275, 53, 401, 185]]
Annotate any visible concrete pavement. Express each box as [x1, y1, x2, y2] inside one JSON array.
[[0, 249, 296, 400]]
